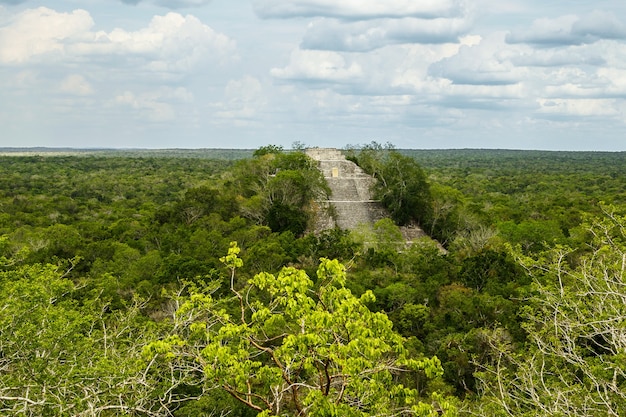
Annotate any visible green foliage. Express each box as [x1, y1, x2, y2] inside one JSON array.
[[1, 148, 624, 416], [351, 218, 404, 255], [497, 219, 566, 254], [253, 144, 284, 157], [151, 243, 456, 416], [458, 249, 524, 294], [377, 152, 433, 226], [348, 145, 433, 227], [475, 208, 626, 416], [298, 228, 359, 262], [406, 149, 626, 252], [0, 258, 195, 416], [230, 150, 329, 235]]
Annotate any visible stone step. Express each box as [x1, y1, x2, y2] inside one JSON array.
[[326, 179, 361, 201], [331, 201, 387, 229]]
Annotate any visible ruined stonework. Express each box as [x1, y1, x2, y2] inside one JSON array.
[[306, 148, 428, 244], [306, 148, 387, 231]]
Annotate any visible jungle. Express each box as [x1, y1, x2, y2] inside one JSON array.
[[0, 145, 625, 416]]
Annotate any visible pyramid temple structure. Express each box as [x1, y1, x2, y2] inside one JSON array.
[[306, 148, 427, 243]]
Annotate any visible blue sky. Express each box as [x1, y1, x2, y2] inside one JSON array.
[[1, 0, 626, 150]]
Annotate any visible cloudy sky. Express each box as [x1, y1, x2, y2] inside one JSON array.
[[1, 1, 626, 150]]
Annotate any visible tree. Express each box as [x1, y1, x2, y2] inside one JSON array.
[[377, 152, 433, 227], [458, 249, 523, 294], [254, 145, 284, 157], [475, 208, 626, 416], [497, 219, 566, 254], [350, 218, 404, 254], [146, 242, 456, 416], [346, 146, 433, 228], [231, 151, 329, 235], [0, 255, 198, 416]]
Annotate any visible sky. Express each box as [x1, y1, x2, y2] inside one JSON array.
[[1, 1, 626, 150]]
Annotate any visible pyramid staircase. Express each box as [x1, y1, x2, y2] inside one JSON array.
[[306, 148, 427, 243]]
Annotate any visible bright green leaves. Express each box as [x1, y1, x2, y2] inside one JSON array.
[[316, 257, 346, 285], [412, 393, 458, 417], [251, 267, 313, 302], [0, 260, 182, 416], [161, 244, 453, 416], [142, 335, 186, 360], [401, 356, 444, 379], [220, 241, 244, 270]]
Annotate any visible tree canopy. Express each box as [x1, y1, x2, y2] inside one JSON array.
[[146, 242, 456, 416], [0, 147, 625, 416]]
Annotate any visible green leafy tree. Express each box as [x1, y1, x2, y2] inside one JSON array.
[[147, 242, 456, 416], [376, 152, 433, 227], [231, 151, 329, 235], [0, 256, 198, 416], [475, 208, 626, 416], [347, 145, 433, 229], [254, 145, 284, 157], [458, 249, 524, 294], [497, 219, 566, 254]]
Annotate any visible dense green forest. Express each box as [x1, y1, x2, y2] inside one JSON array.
[[1, 146, 625, 416]]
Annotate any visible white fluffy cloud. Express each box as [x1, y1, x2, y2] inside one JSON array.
[[0, 7, 236, 71], [271, 49, 363, 84], [83, 13, 236, 73], [301, 17, 470, 51], [0, 6, 238, 140], [429, 34, 523, 86], [255, 0, 471, 52], [253, 0, 464, 20], [0, 8, 94, 63], [507, 11, 626, 46]]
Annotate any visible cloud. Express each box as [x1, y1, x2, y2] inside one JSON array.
[[0, 7, 236, 72], [0, 7, 94, 64], [507, 11, 626, 46], [114, 87, 193, 121], [271, 49, 363, 84], [213, 76, 266, 123], [598, 68, 626, 96], [253, 0, 464, 20], [301, 17, 469, 51], [429, 34, 521, 85], [536, 98, 620, 118], [509, 46, 606, 67], [79, 13, 236, 72], [59, 74, 94, 96], [266, 4, 626, 137], [121, 0, 214, 7]]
